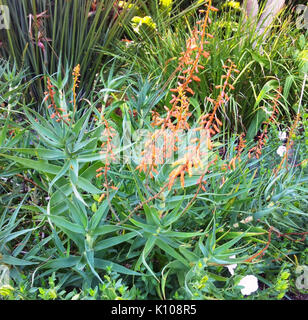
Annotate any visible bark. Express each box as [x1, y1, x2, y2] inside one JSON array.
[[243, 0, 259, 23], [256, 0, 286, 38], [242, 0, 286, 51]]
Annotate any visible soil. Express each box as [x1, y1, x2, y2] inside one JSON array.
[[285, 291, 308, 300]]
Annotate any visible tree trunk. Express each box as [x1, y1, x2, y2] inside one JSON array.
[[243, 0, 259, 23], [243, 0, 286, 51], [256, 0, 286, 38]]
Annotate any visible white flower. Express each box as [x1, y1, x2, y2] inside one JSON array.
[[277, 146, 286, 157], [278, 131, 287, 141], [226, 255, 237, 276], [238, 275, 259, 296]]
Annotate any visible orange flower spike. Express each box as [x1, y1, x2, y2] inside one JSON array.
[[188, 160, 193, 177], [170, 165, 183, 178], [72, 64, 80, 114], [215, 117, 222, 126], [213, 124, 220, 133], [98, 193, 106, 203], [168, 176, 176, 190], [136, 0, 216, 188], [45, 77, 71, 125], [192, 75, 201, 82], [209, 6, 219, 12], [229, 157, 236, 170], [249, 89, 282, 159], [180, 171, 185, 188], [202, 59, 238, 135]]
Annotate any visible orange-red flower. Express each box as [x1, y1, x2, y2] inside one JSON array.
[[45, 78, 70, 125]]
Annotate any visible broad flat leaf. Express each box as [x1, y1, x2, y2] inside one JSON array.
[[156, 238, 189, 267], [0, 255, 38, 266], [77, 176, 101, 194], [90, 190, 117, 230], [49, 215, 85, 235], [2, 148, 66, 160], [49, 161, 70, 192], [95, 232, 138, 251], [24, 109, 63, 147], [71, 183, 88, 207], [94, 258, 142, 276], [42, 256, 81, 270], [0, 154, 61, 175], [85, 246, 103, 283]]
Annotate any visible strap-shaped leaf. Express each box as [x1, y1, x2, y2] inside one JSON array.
[[94, 258, 142, 276], [156, 238, 189, 267], [161, 198, 184, 227], [77, 176, 101, 194], [49, 161, 70, 192], [0, 255, 38, 266], [0, 154, 61, 175], [24, 108, 62, 145], [90, 190, 117, 230], [41, 256, 81, 270], [94, 232, 138, 251], [135, 236, 158, 281], [49, 215, 85, 235], [3, 148, 66, 160], [84, 246, 103, 283], [71, 183, 88, 207]]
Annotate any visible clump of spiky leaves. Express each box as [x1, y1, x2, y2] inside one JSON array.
[[0, 0, 139, 105]]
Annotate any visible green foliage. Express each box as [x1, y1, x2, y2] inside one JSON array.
[[0, 0, 139, 101], [113, 2, 307, 133], [0, 1, 307, 301], [0, 268, 142, 300]]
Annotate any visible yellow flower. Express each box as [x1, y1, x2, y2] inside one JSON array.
[[223, 1, 241, 10], [160, 0, 173, 11], [131, 16, 157, 34]]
